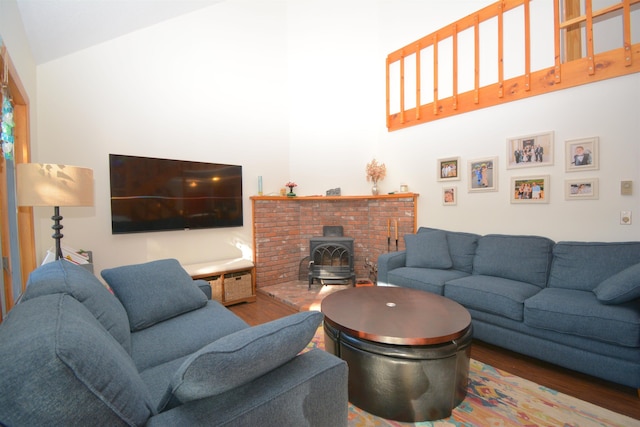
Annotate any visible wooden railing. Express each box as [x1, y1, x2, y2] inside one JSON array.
[[386, 0, 640, 131]]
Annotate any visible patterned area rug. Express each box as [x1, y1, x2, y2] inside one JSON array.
[[305, 327, 639, 427]]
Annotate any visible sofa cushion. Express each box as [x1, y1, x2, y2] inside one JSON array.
[[158, 310, 323, 411], [593, 262, 640, 304], [472, 234, 554, 287], [418, 227, 479, 273], [549, 241, 640, 291], [445, 275, 542, 321], [388, 267, 469, 295], [524, 288, 640, 347], [404, 230, 452, 269], [22, 260, 131, 354], [102, 259, 207, 332], [131, 301, 249, 372], [0, 294, 155, 426]]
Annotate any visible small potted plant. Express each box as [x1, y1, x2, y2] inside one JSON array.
[[285, 181, 298, 197]]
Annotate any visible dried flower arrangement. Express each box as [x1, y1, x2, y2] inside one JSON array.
[[366, 159, 386, 183]]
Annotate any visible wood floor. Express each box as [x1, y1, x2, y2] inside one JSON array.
[[229, 293, 640, 421]]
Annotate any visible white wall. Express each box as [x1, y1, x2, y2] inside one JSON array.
[[35, 1, 290, 271], [287, 0, 640, 243], [28, 0, 640, 273]]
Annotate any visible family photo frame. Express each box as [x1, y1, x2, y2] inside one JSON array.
[[437, 157, 461, 181], [565, 137, 599, 172], [510, 175, 550, 204], [442, 186, 457, 205], [468, 157, 498, 192], [506, 131, 554, 169], [565, 178, 599, 200]]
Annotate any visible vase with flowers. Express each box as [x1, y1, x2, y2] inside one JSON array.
[[366, 159, 386, 195], [285, 181, 298, 197]]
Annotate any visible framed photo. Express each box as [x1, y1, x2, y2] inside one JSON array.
[[468, 157, 498, 192], [506, 131, 554, 169], [565, 137, 599, 172], [510, 175, 550, 204], [443, 186, 457, 205], [437, 157, 461, 181], [565, 178, 599, 200]]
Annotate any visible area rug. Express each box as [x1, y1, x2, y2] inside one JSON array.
[[305, 327, 638, 427]]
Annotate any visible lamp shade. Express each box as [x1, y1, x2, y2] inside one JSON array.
[[16, 163, 94, 207]]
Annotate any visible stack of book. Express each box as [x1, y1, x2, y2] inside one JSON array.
[[41, 245, 93, 272]]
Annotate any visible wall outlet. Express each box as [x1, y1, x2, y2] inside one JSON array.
[[620, 211, 632, 225]]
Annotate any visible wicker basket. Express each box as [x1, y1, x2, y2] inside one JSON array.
[[208, 276, 223, 302], [224, 272, 253, 301]]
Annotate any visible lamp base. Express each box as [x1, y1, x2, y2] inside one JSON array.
[[51, 206, 63, 260]]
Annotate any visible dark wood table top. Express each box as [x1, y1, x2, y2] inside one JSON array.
[[321, 286, 471, 345]]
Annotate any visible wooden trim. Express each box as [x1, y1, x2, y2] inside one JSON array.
[[0, 49, 34, 318], [386, 0, 640, 131], [250, 193, 419, 202]]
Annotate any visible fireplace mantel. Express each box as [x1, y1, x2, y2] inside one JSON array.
[[251, 193, 419, 288], [251, 193, 419, 202]]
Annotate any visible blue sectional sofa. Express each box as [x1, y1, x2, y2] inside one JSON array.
[[377, 227, 640, 390], [0, 259, 348, 426]]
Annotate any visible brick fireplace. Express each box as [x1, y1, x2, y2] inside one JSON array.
[[251, 194, 419, 288]]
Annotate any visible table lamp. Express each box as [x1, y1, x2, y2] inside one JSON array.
[[16, 163, 94, 260]]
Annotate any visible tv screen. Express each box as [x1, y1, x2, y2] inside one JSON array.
[[109, 154, 243, 234]]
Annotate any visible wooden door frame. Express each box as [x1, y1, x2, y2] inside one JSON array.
[[1, 46, 35, 318]]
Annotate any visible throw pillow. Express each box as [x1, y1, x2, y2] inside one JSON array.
[[404, 230, 453, 269], [158, 310, 323, 411], [593, 262, 640, 304], [101, 258, 207, 331], [22, 260, 132, 354]]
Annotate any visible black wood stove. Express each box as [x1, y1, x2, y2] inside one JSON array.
[[308, 226, 356, 288]]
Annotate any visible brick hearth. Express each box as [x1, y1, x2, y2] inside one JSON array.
[[251, 194, 418, 288]]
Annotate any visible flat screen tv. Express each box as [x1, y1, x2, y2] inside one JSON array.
[[109, 154, 243, 234]]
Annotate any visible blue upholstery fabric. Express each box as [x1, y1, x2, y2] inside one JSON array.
[[102, 259, 207, 331], [594, 262, 640, 304], [131, 301, 249, 371], [418, 227, 479, 273], [158, 311, 323, 410], [525, 288, 640, 347], [388, 267, 469, 295], [0, 294, 155, 426], [548, 241, 640, 291], [378, 228, 640, 389], [404, 231, 452, 269], [145, 350, 349, 427], [472, 234, 554, 287], [22, 260, 131, 354], [139, 357, 188, 411], [445, 275, 541, 321]]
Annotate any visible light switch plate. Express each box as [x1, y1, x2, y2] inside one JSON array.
[[621, 181, 633, 195]]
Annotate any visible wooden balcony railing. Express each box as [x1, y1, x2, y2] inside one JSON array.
[[386, 0, 640, 131]]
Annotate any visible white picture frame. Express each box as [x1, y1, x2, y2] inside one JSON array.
[[565, 178, 599, 200], [506, 131, 554, 169], [510, 175, 550, 204], [468, 157, 498, 192], [565, 137, 599, 172], [443, 186, 457, 205], [437, 157, 461, 181]]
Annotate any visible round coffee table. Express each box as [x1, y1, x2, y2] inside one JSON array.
[[321, 286, 472, 422]]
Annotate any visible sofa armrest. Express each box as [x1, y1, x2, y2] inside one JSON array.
[[194, 279, 212, 299], [377, 251, 407, 285], [146, 349, 348, 427]]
